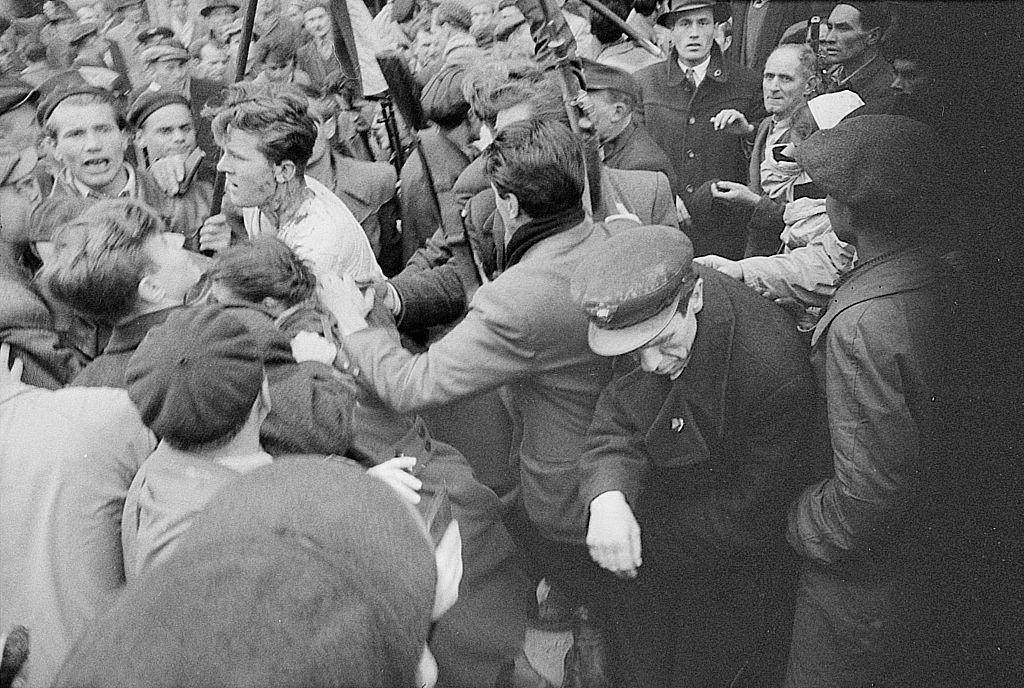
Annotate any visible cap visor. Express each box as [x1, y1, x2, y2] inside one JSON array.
[[587, 293, 682, 357]]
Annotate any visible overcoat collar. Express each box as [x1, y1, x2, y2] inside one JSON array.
[[811, 245, 945, 347]]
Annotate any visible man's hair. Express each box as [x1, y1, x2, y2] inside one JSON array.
[[43, 91, 126, 140], [591, 86, 636, 111], [210, 82, 317, 174], [41, 199, 166, 324], [589, 0, 631, 45], [302, 0, 330, 13], [768, 43, 818, 82], [255, 33, 298, 65], [484, 119, 584, 218], [210, 236, 317, 308], [462, 56, 545, 125]]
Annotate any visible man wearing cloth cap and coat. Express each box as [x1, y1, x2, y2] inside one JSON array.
[[571, 225, 815, 686], [633, 0, 762, 259], [784, 114, 962, 686]]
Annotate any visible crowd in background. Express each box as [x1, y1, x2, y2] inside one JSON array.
[[0, 1, 1017, 687]]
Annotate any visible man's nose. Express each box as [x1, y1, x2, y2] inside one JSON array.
[[216, 154, 230, 173], [891, 75, 905, 92], [84, 130, 102, 150]]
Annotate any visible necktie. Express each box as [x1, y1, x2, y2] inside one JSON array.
[[684, 67, 697, 91]]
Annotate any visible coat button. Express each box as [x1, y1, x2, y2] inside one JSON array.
[[671, 417, 685, 432], [713, 69, 721, 77], [686, 149, 696, 158], [684, 184, 694, 193], [688, 116, 696, 125]]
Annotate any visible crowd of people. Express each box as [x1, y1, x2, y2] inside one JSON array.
[[0, 0, 1011, 687]]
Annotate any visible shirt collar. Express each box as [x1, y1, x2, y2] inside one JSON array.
[[677, 54, 711, 87], [70, 162, 136, 199]]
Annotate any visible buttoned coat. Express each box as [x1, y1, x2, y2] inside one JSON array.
[[635, 45, 762, 258], [580, 266, 815, 687]]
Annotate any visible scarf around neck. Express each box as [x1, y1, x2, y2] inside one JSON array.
[[502, 204, 585, 270]]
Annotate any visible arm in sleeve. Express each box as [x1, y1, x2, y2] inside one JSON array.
[[579, 365, 654, 509], [650, 172, 680, 229], [740, 231, 856, 309], [787, 308, 925, 565], [342, 286, 537, 413]]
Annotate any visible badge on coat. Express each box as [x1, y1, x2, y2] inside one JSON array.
[[671, 417, 685, 432]]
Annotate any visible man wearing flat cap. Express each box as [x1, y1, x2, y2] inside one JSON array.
[[633, 0, 763, 259], [821, 1, 896, 102], [136, 39, 223, 185], [783, 114, 961, 686], [572, 224, 815, 686], [582, 58, 678, 195]]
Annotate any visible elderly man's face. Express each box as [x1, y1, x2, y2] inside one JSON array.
[[138, 103, 196, 162], [50, 101, 128, 194], [217, 126, 277, 208], [303, 7, 332, 41], [669, 8, 716, 67], [0, 104, 40, 152], [470, 3, 493, 28], [261, 57, 295, 83], [763, 48, 811, 119], [147, 58, 190, 93], [822, 4, 875, 67]]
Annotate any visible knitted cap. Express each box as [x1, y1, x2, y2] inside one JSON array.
[[436, 0, 473, 32], [126, 305, 265, 445]]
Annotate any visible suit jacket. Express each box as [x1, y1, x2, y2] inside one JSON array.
[[731, 0, 833, 76], [635, 45, 762, 257], [582, 266, 815, 571], [344, 220, 622, 542]]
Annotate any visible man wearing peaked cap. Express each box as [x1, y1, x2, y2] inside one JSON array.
[[783, 114, 965, 687], [581, 59, 678, 195], [571, 224, 815, 686]]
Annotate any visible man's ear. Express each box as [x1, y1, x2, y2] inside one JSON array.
[[611, 101, 630, 122], [322, 115, 338, 141], [504, 191, 520, 220], [688, 277, 704, 315], [274, 159, 297, 183], [137, 274, 165, 305], [120, 128, 130, 153], [431, 519, 463, 621], [804, 74, 820, 97]]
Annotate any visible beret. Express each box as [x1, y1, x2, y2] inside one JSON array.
[[199, 0, 240, 17], [36, 79, 110, 127], [127, 88, 191, 129], [571, 225, 695, 356], [126, 305, 265, 446], [582, 59, 639, 101], [795, 113, 938, 214], [657, 0, 729, 28]]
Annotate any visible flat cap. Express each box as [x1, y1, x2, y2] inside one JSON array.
[[571, 225, 695, 356], [66, 22, 99, 46], [0, 77, 37, 116], [199, 0, 240, 16], [140, 41, 189, 64], [0, 146, 38, 187], [127, 88, 191, 129], [126, 305, 265, 446], [136, 25, 175, 44], [795, 113, 937, 214], [582, 59, 639, 101], [657, 0, 729, 28]]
